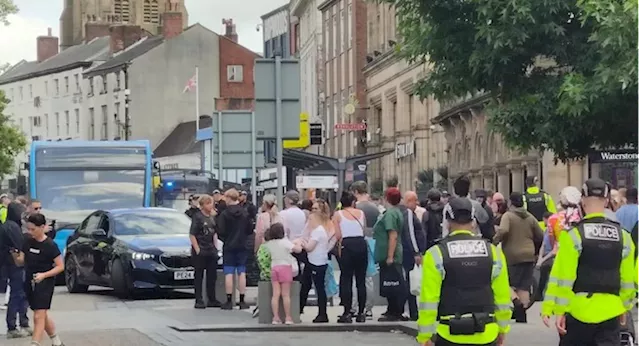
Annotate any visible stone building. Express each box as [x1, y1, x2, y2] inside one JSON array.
[[433, 94, 638, 198], [60, 0, 188, 50], [363, 3, 447, 191]]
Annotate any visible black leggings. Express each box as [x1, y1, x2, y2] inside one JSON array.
[[300, 263, 328, 317], [338, 237, 368, 314]]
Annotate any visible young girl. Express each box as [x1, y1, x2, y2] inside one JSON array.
[[262, 223, 301, 324]]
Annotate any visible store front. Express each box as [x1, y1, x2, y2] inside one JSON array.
[[588, 148, 638, 188]]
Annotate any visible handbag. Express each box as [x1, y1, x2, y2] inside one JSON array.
[[365, 238, 378, 277]]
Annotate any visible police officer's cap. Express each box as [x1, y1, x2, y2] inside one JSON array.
[[582, 178, 609, 198], [444, 197, 474, 223]]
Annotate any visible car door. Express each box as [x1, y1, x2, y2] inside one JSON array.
[[73, 212, 102, 284], [91, 213, 114, 285]]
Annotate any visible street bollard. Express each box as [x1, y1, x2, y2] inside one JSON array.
[[258, 281, 301, 324]]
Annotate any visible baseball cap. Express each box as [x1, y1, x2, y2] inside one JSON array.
[[582, 178, 609, 198], [240, 190, 248, 196], [212, 189, 221, 195], [444, 197, 474, 223], [285, 190, 300, 204], [474, 189, 486, 199], [442, 190, 450, 197]]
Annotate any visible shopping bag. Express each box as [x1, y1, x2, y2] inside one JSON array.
[[379, 263, 406, 298], [325, 261, 339, 297], [365, 238, 378, 277], [409, 265, 422, 296]]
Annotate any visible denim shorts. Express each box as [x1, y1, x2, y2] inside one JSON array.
[[222, 250, 248, 275]]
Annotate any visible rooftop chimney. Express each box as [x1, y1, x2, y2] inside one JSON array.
[[85, 22, 110, 43], [162, 12, 184, 40], [109, 24, 142, 54], [36, 27, 59, 63], [222, 18, 238, 43]]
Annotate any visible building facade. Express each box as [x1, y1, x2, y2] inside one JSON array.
[[318, 0, 368, 159], [261, 5, 292, 58], [290, 0, 324, 126], [363, 3, 447, 191], [433, 95, 639, 198], [60, 0, 189, 49]]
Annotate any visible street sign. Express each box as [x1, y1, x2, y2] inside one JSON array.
[[254, 58, 301, 140], [334, 123, 367, 131], [210, 111, 265, 169]]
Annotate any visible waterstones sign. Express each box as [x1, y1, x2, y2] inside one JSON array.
[[588, 149, 638, 163], [395, 139, 416, 160]]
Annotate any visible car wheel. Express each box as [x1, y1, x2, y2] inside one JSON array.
[[65, 256, 89, 293], [111, 258, 134, 299]]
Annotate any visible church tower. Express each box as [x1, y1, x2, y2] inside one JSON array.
[[60, 0, 188, 50]]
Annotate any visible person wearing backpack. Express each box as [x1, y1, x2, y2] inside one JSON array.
[[422, 189, 445, 249]]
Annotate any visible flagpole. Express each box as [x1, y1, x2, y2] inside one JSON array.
[[195, 66, 200, 133]]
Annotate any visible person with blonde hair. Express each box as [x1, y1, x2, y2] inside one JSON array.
[[254, 194, 283, 252], [217, 188, 253, 310], [189, 194, 221, 309], [299, 199, 334, 323]]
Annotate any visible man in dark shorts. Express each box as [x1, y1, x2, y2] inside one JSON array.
[[189, 195, 221, 309], [494, 192, 544, 323]]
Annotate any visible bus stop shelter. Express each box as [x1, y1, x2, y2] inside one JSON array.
[[282, 149, 395, 196]]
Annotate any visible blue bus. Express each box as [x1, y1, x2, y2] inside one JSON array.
[[27, 140, 154, 254]]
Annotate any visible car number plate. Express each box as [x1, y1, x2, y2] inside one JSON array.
[[174, 271, 195, 280]]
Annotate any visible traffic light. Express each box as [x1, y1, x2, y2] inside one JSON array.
[[309, 123, 323, 145]]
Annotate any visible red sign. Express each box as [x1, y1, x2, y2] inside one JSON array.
[[334, 123, 367, 131]]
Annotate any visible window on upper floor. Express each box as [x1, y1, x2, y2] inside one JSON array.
[[9, 88, 13, 101], [55, 112, 60, 136], [54, 79, 59, 96], [324, 18, 330, 61], [44, 114, 49, 136], [143, 0, 151, 23], [151, 0, 159, 24], [227, 65, 243, 82], [75, 109, 80, 134], [19, 86, 23, 101], [32, 115, 41, 128], [114, 0, 130, 23], [101, 105, 108, 140], [333, 15, 338, 57], [44, 81, 48, 96], [74, 74, 80, 92], [65, 110, 70, 136], [28, 84, 33, 99], [89, 77, 94, 96], [115, 73, 121, 90], [64, 76, 69, 94], [101, 75, 108, 94], [19, 118, 23, 132], [347, 3, 352, 49], [340, 9, 345, 53]]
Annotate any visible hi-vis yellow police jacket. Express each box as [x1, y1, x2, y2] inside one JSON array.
[[0, 205, 6, 223], [416, 230, 512, 345], [541, 213, 637, 322]]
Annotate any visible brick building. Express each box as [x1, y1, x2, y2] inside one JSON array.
[[318, 0, 368, 159]]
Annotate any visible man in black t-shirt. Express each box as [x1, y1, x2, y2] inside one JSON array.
[[189, 195, 221, 309]]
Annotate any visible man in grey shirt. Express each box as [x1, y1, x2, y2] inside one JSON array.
[[349, 181, 380, 319], [442, 176, 492, 241]]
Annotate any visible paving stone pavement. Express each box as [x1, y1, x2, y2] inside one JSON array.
[[2, 287, 635, 345]]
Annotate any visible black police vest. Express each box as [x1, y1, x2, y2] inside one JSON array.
[[437, 233, 495, 318], [572, 217, 623, 295], [525, 191, 547, 221]]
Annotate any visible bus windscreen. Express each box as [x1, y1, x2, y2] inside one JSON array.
[[35, 147, 147, 169]]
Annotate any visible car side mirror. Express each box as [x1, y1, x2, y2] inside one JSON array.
[[92, 229, 108, 238]]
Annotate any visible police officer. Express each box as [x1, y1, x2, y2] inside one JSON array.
[[417, 197, 512, 346], [523, 176, 557, 229], [541, 178, 636, 346], [0, 194, 9, 223]]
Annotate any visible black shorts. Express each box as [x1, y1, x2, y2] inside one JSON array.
[[25, 277, 55, 310], [508, 262, 535, 291]]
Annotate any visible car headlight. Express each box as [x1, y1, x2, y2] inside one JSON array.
[[131, 252, 155, 261]]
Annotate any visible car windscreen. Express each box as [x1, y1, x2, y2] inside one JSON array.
[[36, 170, 145, 211], [113, 211, 191, 236]]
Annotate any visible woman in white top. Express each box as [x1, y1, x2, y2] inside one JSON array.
[[332, 191, 368, 323], [254, 194, 283, 253], [299, 199, 333, 323]]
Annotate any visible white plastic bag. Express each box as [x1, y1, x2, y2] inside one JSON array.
[[409, 265, 422, 296]]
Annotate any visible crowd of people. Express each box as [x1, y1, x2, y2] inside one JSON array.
[[0, 194, 65, 346]]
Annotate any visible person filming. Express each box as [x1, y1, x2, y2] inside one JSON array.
[[13, 213, 65, 346]]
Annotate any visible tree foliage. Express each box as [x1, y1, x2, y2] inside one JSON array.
[[0, 90, 27, 178], [387, 0, 638, 162], [0, 0, 18, 25]]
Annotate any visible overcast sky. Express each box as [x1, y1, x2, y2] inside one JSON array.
[[0, 0, 289, 65]]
